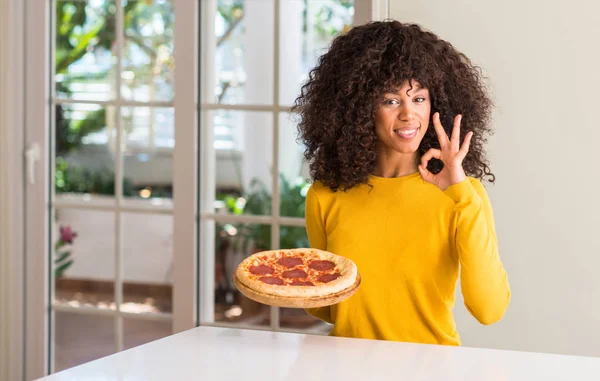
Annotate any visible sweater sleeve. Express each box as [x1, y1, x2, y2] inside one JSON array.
[[303, 185, 333, 324], [444, 178, 511, 325]]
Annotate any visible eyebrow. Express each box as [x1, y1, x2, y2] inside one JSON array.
[[384, 85, 426, 95]]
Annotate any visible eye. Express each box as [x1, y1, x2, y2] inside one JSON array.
[[382, 98, 399, 106], [414, 97, 427, 103]]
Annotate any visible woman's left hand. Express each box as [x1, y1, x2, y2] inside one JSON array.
[[418, 112, 473, 191]]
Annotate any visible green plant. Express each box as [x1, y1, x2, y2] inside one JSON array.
[[308, 0, 353, 40], [55, 0, 175, 157], [217, 174, 311, 255], [55, 157, 135, 196]]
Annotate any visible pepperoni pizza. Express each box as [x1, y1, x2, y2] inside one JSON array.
[[234, 248, 360, 308]]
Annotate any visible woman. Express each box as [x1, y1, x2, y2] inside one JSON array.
[[294, 20, 510, 346]]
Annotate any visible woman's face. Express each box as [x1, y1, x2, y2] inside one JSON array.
[[374, 80, 431, 155]]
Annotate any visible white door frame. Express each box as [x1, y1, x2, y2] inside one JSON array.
[[356, 0, 389, 24], [0, 0, 25, 380], [172, 0, 199, 334], [23, 0, 51, 378]]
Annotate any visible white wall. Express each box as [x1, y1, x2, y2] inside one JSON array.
[[389, 0, 600, 358]]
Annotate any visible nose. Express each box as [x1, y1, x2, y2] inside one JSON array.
[[397, 104, 415, 121]]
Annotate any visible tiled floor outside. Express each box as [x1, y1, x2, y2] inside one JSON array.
[[54, 289, 330, 372], [55, 311, 172, 372]]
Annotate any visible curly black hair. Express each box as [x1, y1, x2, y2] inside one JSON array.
[[293, 20, 495, 191]]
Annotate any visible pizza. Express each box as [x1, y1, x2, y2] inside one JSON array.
[[234, 248, 360, 308]]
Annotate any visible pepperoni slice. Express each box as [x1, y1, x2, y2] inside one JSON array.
[[291, 281, 314, 286], [282, 269, 308, 279], [259, 276, 284, 285], [250, 265, 274, 275], [309, 260, 336, 271], [317, 273, 340, 283], [278, 256, 303, 268]]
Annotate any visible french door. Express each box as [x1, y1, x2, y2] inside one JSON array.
[[23, 0, 384, 378]]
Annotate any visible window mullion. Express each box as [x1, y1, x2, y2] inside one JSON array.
[[114, 0, 125, 354], [270, 0, 282, 332], [173, 0, 200, 331], [54, 98, 174, 108]]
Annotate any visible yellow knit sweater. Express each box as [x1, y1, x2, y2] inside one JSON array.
[[304, 172, 510, 345]]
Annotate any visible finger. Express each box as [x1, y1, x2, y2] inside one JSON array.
[[459, 131, 473, 157], [450, 114, 462, 151], [420, 148, 442, 169], [432, 112, 450, 149], [418, 164, 434, 184]]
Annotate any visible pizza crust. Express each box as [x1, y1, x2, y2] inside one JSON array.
[[234, 248, 359, 300], [234, 273, 361, 308]]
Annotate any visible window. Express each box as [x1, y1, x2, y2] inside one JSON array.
[[198, 0, 355, 333], [50, 0, 175, 372]]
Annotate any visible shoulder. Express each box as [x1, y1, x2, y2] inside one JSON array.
[[465, 176, 495, 203], [308, 180, 329, 192], [307, 179, 362, 200], [467, 176, 490, 193], [467, 176, 482, 187], [306, 180, 348, 211], [444, 176, 493, 203], [307, 180, 335, 200]]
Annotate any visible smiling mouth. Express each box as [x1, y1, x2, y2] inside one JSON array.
[[393, 128, 419, 140]]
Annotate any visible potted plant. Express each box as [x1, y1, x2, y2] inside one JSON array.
[[55, 225, 78, 278], [214, 174, 311, 312]]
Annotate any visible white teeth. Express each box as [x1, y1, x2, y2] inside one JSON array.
[[396, 129, 417, 135]]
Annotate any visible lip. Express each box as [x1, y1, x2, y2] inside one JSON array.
[[393, 127, 419, 140], [395, 126, 419, 130]]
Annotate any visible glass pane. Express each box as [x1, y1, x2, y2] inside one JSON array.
[[122, 107, 174, 199], [205, 110, 273, 216], [55, 0, 116, 102], [123, 318, 172, 350], [280, 307, 332, 333], [55, 104, 117, 199], [122, 0, 175, 102], [53, 210, 116, 310], [279, 0, 354, 106], [212, 0, 274, 105], [278, 226, 330, 332], [279, 113, 310, 217], [213, 222, 271, 326], [54, 312, 116, 372], [122, 212, 173, 314], [279, 225, 310, 251]]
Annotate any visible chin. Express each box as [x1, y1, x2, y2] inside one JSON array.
[[392, 143, 421, 154]]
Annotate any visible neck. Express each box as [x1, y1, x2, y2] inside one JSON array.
[[372, 147, 418, 178]]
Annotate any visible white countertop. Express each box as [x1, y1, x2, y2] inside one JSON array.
[[37, 326, 600, 381]]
